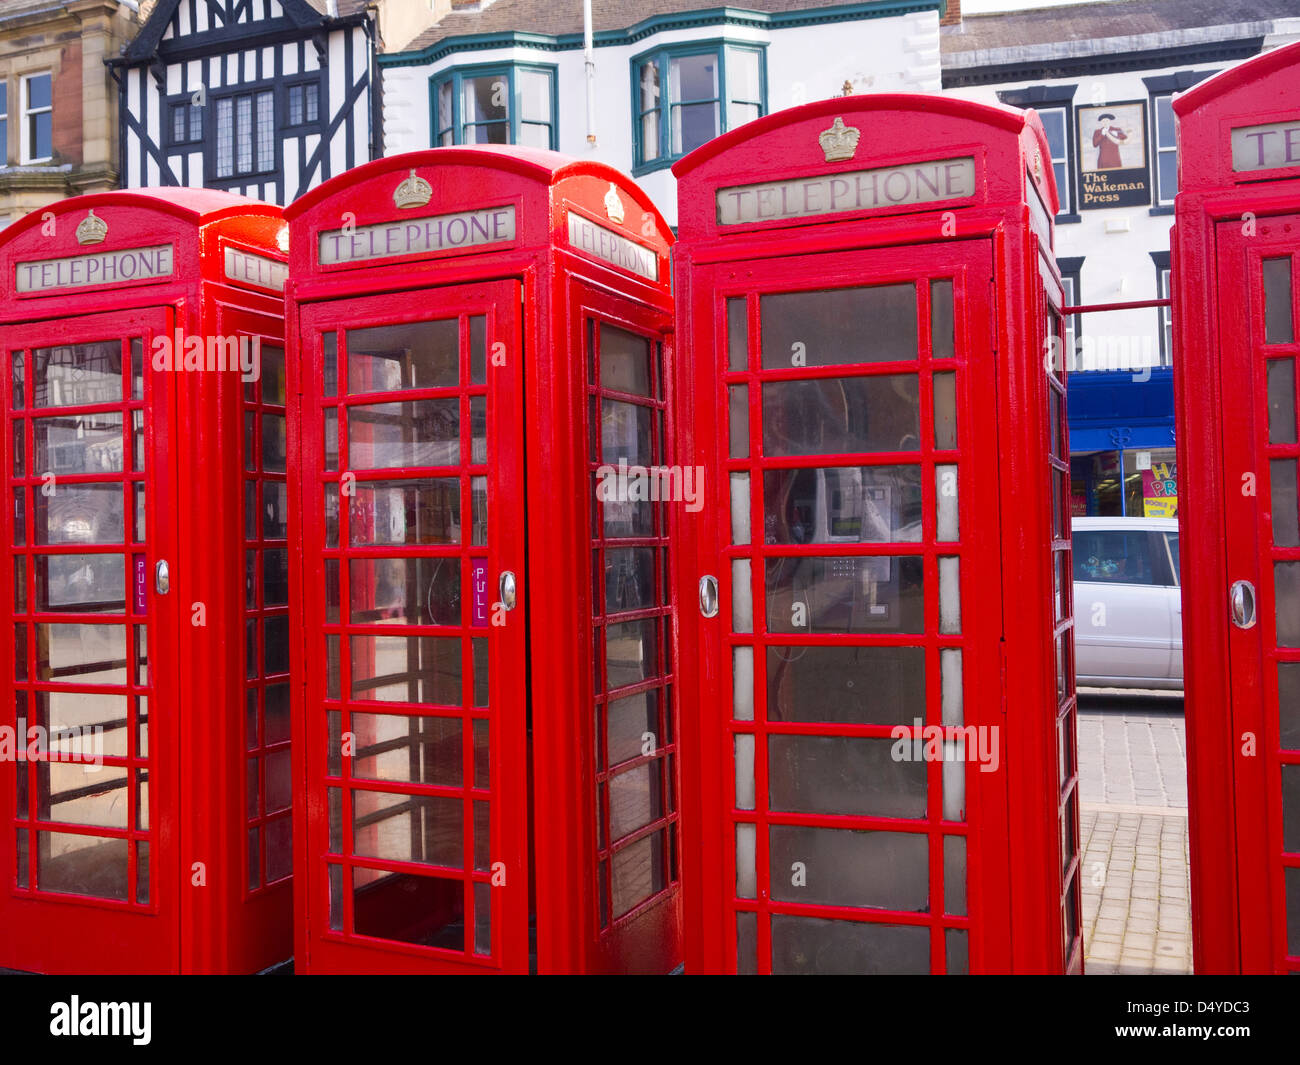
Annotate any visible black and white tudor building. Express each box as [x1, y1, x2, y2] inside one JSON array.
[[110, 0, 380, 205]]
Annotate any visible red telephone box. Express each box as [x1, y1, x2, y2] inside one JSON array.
[[1172, 39, 1300, 974], [672, 96, 1080, 974], [283, 147, 677, 974], [0, 189, 292, 973]]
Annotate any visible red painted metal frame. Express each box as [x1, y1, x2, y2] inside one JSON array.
[[283, 147, 676, 974], [0, 189, 288, 973], [1173, 40, 1300, 974], [672, 94, 1076, 973]]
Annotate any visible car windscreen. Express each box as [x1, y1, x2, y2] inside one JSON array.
[[1072, 529, 1158, 584]]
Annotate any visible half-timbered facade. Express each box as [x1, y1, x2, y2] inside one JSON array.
[[111, 0, 383, 205]]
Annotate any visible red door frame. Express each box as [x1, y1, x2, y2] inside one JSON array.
[[1, 306, 181, 974], [1172, 40, 1300, 973], [289, 282, 530, 974], [672, 95, 1074, 974], [679, 240, 1009, 974]]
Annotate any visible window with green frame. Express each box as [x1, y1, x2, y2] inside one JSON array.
[[633, 43, 764, 172], [432, 64, 556, 148]]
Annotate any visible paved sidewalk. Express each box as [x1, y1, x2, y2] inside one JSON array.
[[1075, 691, 1191, 975]]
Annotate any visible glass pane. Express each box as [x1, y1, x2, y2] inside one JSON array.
[[1072, 528, 1159, 585], [761, 286, 917, 367], [1268, 360, 1296, 444], [1280, 661, 1300, 750], [731, 559, 752, 634], [769, 734, 927, 818], [351, 713, 462, 786], [35, 554, 125, 613], [934, 371, 957, 449], [1273, 459, 1300, 547], [463, 75, 508, 123], [352, 871, 463, 949], [34, 342, 121, 407], [671, 101, 718, 155], [349, 479, 460, 545], [1264, 258, 1294, 345], [727, 298, 747, 372], [35, 691, 128, 758], [37, 832, 128, 900], [349, 556, 459, 627], [37, 623, 127, 684], [35, 484, 123, 544], [939, 556, 961, 634], [771, 915, 929, 975], [353, 791, 462, 868], [601, 400, 652, 466], [727, 47, 760, 103], [611, 829, 666, 918], [945, 835, 967, 915], [33, 413, 123, 475], [936, 464, 959, 541], [350, 635, 462, 704], [767, 645, 924, 725], [608, 762, 664, 840], [607, 689, 658, 766], [735, 823, 756, 899], [604, 547, 655, 614], [769, 826, 927, 911], [763, 376, 919, 456], [942, 648, 963, 727], [764, 465, 922, 544], [1275, 562, 1300, 648], [347, 399, 459, 469], [930, 280, 954, 358], [732, 646, 754, 721], [600, 325, 651, 395], [729, 385, 748, 459], [734, 733, 755, 810], [605, 618, 658, 689], [730, 472, 750, 545], [766, 555, 924, 634], [348, 320, 459, 393]]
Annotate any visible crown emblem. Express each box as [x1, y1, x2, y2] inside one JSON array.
[[603, 183, 625, 225], [1033, 148, 1044, 183], [818, 117, 861, 163], [276, 226, 289, 253], [76, 209, 108, 246], [393, 169, 432, 210]]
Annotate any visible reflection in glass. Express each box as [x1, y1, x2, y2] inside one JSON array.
[[1276, 562, 1300, 648], [605, 547, 656, 614], [729, 385, 748, 459], [727, 298, 747, 372], [771, 914, 929, 975], [35, 554, 125, 613], [34, 342, 122, 407], [763, 376, 919, 456], [600, 324, 651, 395], [350, 556, 459, 626], [36, 623, 127, 684], [605, 618, 658, 689], [34, 414, 123, 474], [931, 280, 954, 358], [352, 713, 462, 786], [350, 634, 462, 705], [36, 485, 123, 544], [347, 319, 459, 392], [764, 465, 922, 544], [38, 763, 128, 828], [349, 479, 460, 545], [353, 791, 462, 868], [348, 399, 459, 469]]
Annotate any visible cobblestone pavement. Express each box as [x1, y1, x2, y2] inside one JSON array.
[[1075, 690, 1190, 975]]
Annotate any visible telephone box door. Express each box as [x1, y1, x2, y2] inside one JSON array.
[[296, 281, 530, 973], [1215, 221, 1300, 973], [2, 307, 181, 973], [685, 241, 1010, 973]]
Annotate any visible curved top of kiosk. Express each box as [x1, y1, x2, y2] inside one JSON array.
[[0, 187, 285, 317], [284, 145, 673, 288], [671, 93, 1057, 240], [1172, 38, 1300, 193]]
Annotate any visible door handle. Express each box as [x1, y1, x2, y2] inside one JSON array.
[[1229, 579, 1256, 629], [699, 575, 719, 618], [155, 560, 170, 595], [498, 570, 517, 611]]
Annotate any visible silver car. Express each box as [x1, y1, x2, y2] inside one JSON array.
[[1071, 516, 1183, 690]]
